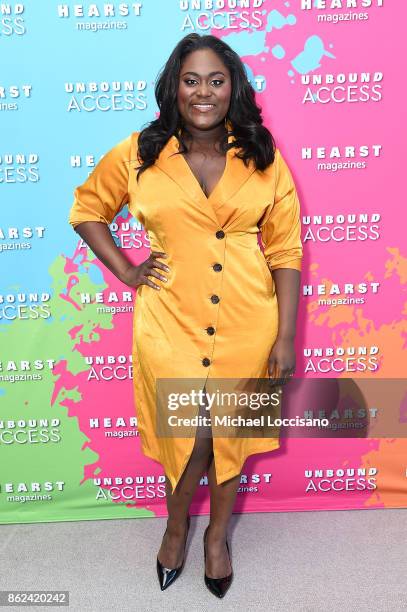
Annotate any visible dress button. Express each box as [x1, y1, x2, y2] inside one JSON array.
[[213, 263, 223, 272], [206, 326, 215, 335], [202, 357, 211, 367], [216, 230, 225, 239], [210, 294, 220, 304]]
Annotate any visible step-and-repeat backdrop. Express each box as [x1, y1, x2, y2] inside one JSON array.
[[2, 1, 406, 524]]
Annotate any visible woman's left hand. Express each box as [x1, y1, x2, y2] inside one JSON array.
[[268, 336, 296, 381]]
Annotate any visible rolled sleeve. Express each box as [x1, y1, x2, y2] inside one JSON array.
[[68, 135, 132, 229], [259, 148, 303, 271]]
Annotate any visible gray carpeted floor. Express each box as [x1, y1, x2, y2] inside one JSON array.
[[1, 509, 406, 611]]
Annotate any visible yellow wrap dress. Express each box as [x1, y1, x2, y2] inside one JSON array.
[[68, 127, 303, 492]]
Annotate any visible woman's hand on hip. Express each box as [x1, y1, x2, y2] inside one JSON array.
[[121, 251, 170, 290]]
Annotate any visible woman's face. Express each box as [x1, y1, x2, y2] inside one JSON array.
[[177, 48, 232, 131]]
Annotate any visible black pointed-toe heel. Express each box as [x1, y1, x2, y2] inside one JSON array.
[[156, 515, 191, 591], [203, 525, 233, 599]]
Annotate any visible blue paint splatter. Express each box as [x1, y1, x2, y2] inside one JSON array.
[[272, 44, 286, 59], [291, 35, 335, 74], [222, 9, 296, 57], [243, 63, 266, 92], [223, 30, 267, 57], [266, 9, 296, 32], [255, 75, 266, 92], [88, 264, 104, 285]]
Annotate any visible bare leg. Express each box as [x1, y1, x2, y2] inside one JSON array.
[[205, 457, 242, 578], [157, 388, 213, 568]]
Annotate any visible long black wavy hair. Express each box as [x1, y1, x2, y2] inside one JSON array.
[[136, 33, 276, 181]]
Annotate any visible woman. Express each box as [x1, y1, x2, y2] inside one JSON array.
[[69, 33, 303, 598]]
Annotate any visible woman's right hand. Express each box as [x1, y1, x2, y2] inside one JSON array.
[[121, 251, 170, 290], [71, 223, 170, 291]]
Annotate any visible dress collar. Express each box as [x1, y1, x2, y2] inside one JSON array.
[[154, 119, 256, 227]]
